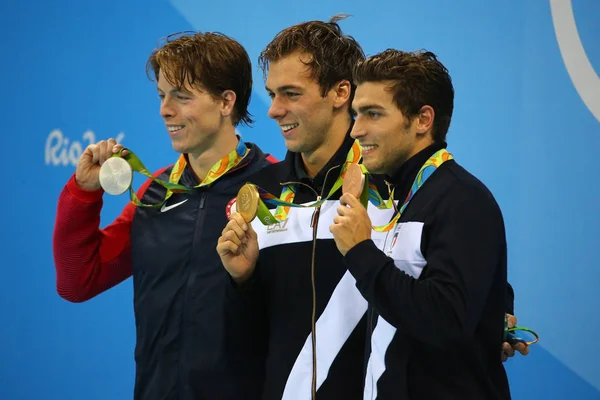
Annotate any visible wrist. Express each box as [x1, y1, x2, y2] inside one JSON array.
[[232, 268, 255, 287]]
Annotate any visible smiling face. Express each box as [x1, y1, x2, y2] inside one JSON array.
[[265, 51, 341, 155], [351, 81, 434, 175], [157, 69, 225, 156]]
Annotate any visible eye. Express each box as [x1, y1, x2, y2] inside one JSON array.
[[267, 92, 275, 99], [158, 94, 165, 100], [176, 95, 189, 101], [368, 111, 381, 119], [286, 91, 300, 98]]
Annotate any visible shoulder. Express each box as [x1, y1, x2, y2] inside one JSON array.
[[433, 161, 503, 218]]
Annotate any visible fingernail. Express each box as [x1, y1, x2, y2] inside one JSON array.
[[242, 224, 248, 231]]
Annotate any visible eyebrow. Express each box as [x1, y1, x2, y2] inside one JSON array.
[[157, 87, 193, 96], [265, 85, 303, 93], [353, 104, 386, 114]]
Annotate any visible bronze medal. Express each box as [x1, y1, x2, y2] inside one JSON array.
[[342, 163, 365, 198]]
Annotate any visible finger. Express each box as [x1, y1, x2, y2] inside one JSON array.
[[245, 218, 258, 240], [216, 241, 239, 256], [111, 140, 124, 155], [337, 205, 349, 217], [507, 314, 517, 328], [333, 215, 345, 224], [227, 218, 248, 241], [502, 342, 515, 358], [97, 140, 110, 165], [231, 212, 249, 231], [89, 143, 100, 164], [222, 218, 246, 241], [341, 192, 362, 208], [329, 223, 338, 235], [500, 351, 508, 362], [107, 137, 117, 149], [515, 343, 530, 356], [224, 229, 243, 247]]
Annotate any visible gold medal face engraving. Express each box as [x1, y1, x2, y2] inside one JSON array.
[[236, 184, 260, 222]]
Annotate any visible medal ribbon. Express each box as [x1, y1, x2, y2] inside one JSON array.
[[113, 139, 249, 207], [249, 140, 362, 225], [371, 148, 453, 232]]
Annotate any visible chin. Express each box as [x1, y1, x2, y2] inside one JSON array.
[[170, 142, 187, 154], [283, 138, 303, 153], [362, 160, 381, 175]]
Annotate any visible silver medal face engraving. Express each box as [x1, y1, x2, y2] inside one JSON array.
[[99, 157, 133, 195]]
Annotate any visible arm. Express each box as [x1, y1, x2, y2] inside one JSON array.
[[221, 242, 268, 397], [343, 184, 506, 349], [52, 173, 153, 302], [505, 281, 514, 315]]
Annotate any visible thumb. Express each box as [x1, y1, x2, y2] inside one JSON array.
[[246, 220, 258, 240]]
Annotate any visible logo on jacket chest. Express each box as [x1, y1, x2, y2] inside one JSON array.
[[225, 196, 237, 220], [266, 219, 288, 234]]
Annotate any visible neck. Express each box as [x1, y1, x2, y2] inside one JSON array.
[[187, 125, 239, 182], [408, 136, 435, 161], [301, 112, 352, 178], [388, 136, 437, 178]]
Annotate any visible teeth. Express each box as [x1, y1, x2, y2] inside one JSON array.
[[168, 125, 184, 132], [280, 123, 299, 132], [362, 145, 377, 151]]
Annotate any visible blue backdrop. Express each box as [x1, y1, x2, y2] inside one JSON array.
[[1, 0, 598, 398]]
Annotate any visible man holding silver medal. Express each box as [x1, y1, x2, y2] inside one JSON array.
[[217, 16, 528, 399], [52, 31, 274, 400]]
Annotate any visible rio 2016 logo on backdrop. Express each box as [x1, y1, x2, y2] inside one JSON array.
[[45, 130, 126, 167]]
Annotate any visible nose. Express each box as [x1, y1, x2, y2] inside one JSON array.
[[350, 117, 366, 140], [267, 96, 286, 120], [160, 96, 175, 119]]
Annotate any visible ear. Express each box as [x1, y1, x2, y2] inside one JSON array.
[[331, 80, 351, 110], [220, 90, 237, 119], [415, 105, 435, 136]]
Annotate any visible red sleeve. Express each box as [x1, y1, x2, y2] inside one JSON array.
[[265, 154, 278, 164], [52, 170, 164, 302]]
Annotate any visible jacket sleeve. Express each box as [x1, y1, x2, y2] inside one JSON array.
[[505, 281, 514, 316], [52, 173, 153, 302], [344, 183, 507, 349], [223, 262, 268, 396]]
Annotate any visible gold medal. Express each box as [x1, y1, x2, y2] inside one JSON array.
[[236, 183, 260, 222], [342, 163, 365, 198]]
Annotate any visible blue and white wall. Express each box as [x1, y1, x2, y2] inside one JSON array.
[[1, 0, 598, 398]]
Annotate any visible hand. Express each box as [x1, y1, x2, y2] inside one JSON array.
[[329, 193, 372, 256], [216, 212, 259, 285], [501, 313, 530, 362], [75, 138, 125, 191]]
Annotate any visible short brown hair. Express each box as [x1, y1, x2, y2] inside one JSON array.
[[146, 31, 253, 126], [258, 15, 365, 102], [353, 49, 454, 142]]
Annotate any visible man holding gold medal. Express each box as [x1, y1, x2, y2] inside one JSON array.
[[217, 17, 531, 400], [52, 32, 274, 400]]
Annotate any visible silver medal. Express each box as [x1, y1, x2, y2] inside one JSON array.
[[99, 157, 133, 195]]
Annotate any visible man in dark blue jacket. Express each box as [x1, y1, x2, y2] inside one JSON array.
[[53, 31, 274, 400]]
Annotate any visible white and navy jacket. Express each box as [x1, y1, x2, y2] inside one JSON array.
[[227, 133, 395, 399], [344, 143, 512, 399]]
